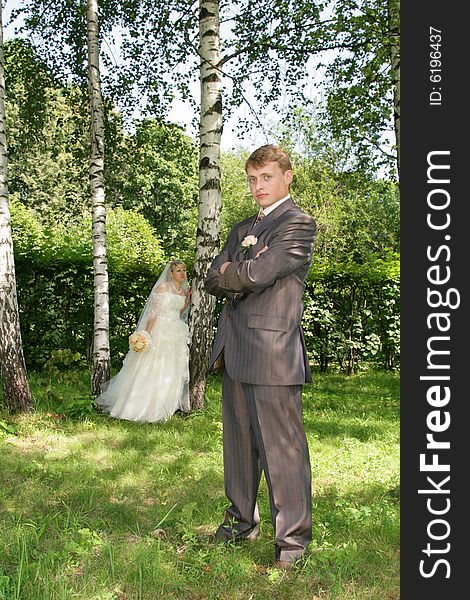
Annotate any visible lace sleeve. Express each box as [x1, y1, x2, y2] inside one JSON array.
[[135, 279, 175, 332], [137, 291, 161, 331], [147, 292, 159, 321], [143, 287, 170, 331]]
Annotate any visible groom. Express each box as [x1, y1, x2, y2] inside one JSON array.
[[204, 144, 316, 570]]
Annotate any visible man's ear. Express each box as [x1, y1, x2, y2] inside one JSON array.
[[285, 170, 294, 186]]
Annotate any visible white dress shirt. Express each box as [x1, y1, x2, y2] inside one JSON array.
[[258, 194, 290, 218]]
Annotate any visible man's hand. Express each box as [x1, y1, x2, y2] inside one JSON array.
[[219, 262, 231, 274], [255, 245, 268, 259]]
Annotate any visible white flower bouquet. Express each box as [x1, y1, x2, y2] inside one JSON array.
[[129, 330, 151, 353]]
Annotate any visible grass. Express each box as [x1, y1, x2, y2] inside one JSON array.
[[0, 369, 399, 599]]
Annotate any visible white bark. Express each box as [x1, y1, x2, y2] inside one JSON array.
[[0, 5, 32, 412], [87, 0, 110, 395], [189, 0, 223, 409]]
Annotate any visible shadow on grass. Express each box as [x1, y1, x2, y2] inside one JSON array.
[[1, 410, 226, 538], [0, 369, 399, 599], [1, 412, 398, 527]]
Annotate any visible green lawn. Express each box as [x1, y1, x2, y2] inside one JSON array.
[[0, 369, 399, 599]]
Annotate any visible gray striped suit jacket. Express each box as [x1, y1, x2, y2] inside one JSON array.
[[204, 198, 316, 386]]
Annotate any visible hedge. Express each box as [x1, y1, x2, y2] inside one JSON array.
[[11, 202, 399, 373]]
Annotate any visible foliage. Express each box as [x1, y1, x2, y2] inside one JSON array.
[[9, 133, 399, 373], [275, 107, 399, 264], [304, 256, 400, 374], [219, 137, 399, 267], [10, 201, 165, 367], [109, 119, 199, 262], [3, 38, 54, 148], [317, 175, 399, 264], [322, 0, 400, 175], [4, 42, 400, 374], [105, 207, 166, 272], [0, 419, 17, 436], [87, 0, 396, 179], [11, 1, 120, 83], [220, 0, 327, 121], [11, 1, 387, 149], [4, 39, 198, 264], [219, 149, 254, 242], [5, 40, 90, 223], [41, 350, 97, 418], [0, 369, 399, 599]]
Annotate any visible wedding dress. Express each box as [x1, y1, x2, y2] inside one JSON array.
[[96, 277, 190, 422]]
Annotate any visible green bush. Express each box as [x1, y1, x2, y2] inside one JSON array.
[[304, 254, 400, 373], [11, 201, 165, 367], [11, 201, 399, 373]]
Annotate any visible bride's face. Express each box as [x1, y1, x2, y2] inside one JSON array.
[[171, 264, 187, 284]]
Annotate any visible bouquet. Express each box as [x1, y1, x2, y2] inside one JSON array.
[[129, 330, 151, 353]]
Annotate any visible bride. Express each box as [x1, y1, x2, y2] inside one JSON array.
[[96, 259, 191, 422]]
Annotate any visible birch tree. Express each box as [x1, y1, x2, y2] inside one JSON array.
[[10, 0, 339, 410], [87, 0, 110, 395], [189, 0, 222, 408], [14, 0, 398, 407], [0, 4, 32, 412], [10, 0, 122, 395]]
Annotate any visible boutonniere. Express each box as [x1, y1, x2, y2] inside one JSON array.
[[237, 235, 258, 254]]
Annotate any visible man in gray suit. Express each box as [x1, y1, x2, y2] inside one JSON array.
[[204, 144, 316, 570]]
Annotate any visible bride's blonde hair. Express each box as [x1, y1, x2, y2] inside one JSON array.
[[170, 259, 186, 272]]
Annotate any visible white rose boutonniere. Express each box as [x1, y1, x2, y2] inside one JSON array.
[[237, 235, 258, 254]]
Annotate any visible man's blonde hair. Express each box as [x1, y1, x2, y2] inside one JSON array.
[[245, 144, 293, 173]]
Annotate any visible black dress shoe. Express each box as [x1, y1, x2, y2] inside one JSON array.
[[213, 522, 260, 542]]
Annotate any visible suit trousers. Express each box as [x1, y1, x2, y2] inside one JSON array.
[[221, 370, 312, 561]]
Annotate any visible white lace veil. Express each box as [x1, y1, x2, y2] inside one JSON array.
[[135, 261, 189, 331]]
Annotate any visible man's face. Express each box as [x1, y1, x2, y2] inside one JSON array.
[[246, 161, 293, 209]]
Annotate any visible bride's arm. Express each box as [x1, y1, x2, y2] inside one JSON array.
[[180, 287, 191, 316], [144, 286, 167, 332], [145, 314, 156, 333]]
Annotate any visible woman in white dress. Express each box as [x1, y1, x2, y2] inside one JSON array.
[[96, 260, 191, 422]]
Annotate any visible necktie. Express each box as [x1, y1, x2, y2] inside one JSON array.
[[253, 210, 265, 227]]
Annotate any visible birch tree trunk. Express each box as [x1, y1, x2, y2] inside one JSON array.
[[0, 6, 32, 412], [87, 0, 110, 396], [388, 0, 400, 177], [189, 0, 223, 410]]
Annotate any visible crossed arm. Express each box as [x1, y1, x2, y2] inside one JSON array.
[[205, 213, 316, 297]]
